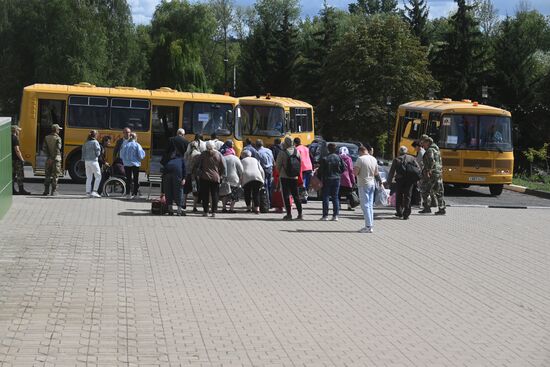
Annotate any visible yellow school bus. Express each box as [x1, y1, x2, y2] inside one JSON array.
[[237, 95, 315, 146], [393, 99, 513, 196], [18, 83, 241, 182]]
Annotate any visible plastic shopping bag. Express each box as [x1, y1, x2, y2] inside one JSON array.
[[375, 183, 390, 207]]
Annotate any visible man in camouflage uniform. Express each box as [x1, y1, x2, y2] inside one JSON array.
[[419, 134, 446, 215], [43, 124, 63, 196], [11, 125, 31, 195]]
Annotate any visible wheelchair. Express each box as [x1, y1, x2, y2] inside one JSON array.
[[100, 166, 127, 198]]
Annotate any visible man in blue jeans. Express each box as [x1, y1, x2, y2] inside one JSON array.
[[318, 143, 345, 221]]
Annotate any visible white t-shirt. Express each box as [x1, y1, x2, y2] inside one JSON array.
[[354, 154, 378, 187]]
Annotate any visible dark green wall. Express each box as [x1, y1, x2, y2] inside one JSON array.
[[0, 117, 12, 219]]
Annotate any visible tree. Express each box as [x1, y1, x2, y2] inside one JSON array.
[[0, 0, 148, 115], [492, 10, 550, 148], [238, 0, 300, 96], [430, 0, 486, 99], [404, 0, 429, 45], [294, 3, 347, 108], [473, 0, 499, 37], [149, 0, 215, 92], [319, 15, 436, 154], [348, 0, 398, 15]]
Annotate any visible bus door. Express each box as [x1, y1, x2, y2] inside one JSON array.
[[151, 105, 180, 175], [394, 110, 421, 156], [36, 99, 66, 174], [427, 112, 441, 142]]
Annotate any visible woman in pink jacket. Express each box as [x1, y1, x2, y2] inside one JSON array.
[[293, 137, 313, 202], [339, 146, 356, 210]]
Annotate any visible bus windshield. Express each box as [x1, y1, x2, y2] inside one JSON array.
[[439, 115, 512, 152], [184, 102, 233, 137], [241, 105, 285, 136]]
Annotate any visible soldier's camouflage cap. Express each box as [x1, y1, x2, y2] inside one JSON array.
[[11, 125, 21, 132]]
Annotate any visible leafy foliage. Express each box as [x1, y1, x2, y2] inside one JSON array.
[[430, 0, 487, 99], [404, 0, 429, 45], [318, 15, 436, 154]]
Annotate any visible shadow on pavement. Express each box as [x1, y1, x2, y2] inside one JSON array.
[[118, 211, 153, 216], [445, 185, 492, 197], [280, 229, 361, 233], [215, 216, 285, 222], [26, 195, 88, 200]]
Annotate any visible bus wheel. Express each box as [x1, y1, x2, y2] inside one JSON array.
[[489, 184, 503, 196], [68, 154, 86, 184]]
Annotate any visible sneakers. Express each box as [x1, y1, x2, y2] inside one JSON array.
[[418, 208, 431, 214], [331, 216, 339, 221], [320, 216, 329, 221], [434, 208, 446, 216], [394, 212, 403, 218], [282, 214, 293, 221], [358, 227, 373, 233], [86, 192, 91, 198], [296, 214, 304, 220], [90, 192, 101, 198]]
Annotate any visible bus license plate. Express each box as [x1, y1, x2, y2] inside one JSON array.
[[468, 176, 486, 182]]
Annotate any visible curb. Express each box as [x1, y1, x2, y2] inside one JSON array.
[[504, 184, 550, 200]]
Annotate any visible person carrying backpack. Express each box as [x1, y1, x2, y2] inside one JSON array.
[[386, 146, 421, 220], [275, 136, 303, 220], [318, 143, 346, 221]]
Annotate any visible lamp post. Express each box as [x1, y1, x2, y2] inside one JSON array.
[[386, 96, 392, 159]]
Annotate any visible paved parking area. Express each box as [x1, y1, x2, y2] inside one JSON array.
[[1, 195, 549, 366]]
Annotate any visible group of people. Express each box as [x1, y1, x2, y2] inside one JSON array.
[[11, 122, 446, 233], [386, 134, 446, 221], [159, 132, 313, 220]]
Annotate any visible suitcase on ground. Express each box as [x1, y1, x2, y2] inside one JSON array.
[[151, 196, 168, 215], [259, 187, 269, 213]]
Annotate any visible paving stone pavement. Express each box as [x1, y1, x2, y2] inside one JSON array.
[[0, 195, 549, 366]]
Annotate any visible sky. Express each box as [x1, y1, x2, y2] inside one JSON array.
[[129, 0, 550, 25]]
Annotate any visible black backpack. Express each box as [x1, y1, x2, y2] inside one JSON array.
[[285, 150, 301, 177], [399, 158, 421, 182]]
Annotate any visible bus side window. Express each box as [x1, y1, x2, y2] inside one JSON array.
[[183, 103, 192, 133]]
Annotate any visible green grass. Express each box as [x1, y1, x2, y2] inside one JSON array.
[[513, 176, 550, 193]]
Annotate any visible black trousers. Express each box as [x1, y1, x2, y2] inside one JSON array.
[[125, 166, 140, 195], [281, 178, 303, 216], [396, 180, 414, 218], [244, 180, 263, 208], [199, 179, 220, 213]]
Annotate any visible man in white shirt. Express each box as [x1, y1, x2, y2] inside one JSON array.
[[353, 144, 382, 233]]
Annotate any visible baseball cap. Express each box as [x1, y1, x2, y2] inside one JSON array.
[[51, 124, 63, 130]]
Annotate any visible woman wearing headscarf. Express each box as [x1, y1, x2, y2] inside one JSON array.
[[240, 150, 265, 214], [164, 141, 186, 215], [339, 146, 356, 211], [197, 140, 226, 217], [184, 140, 202, 212], [221, 140, 242, 213]]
